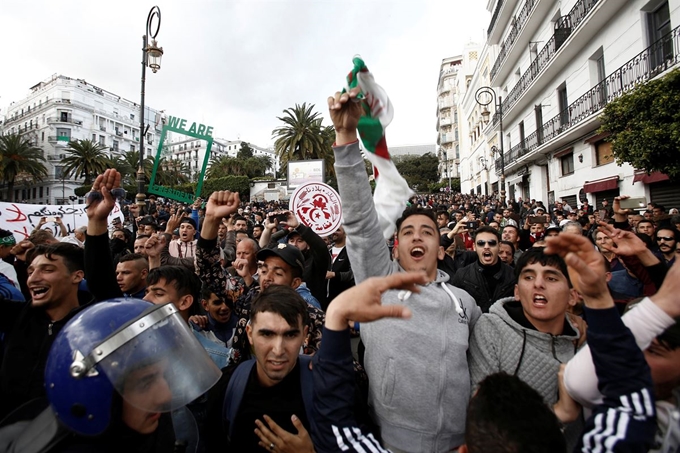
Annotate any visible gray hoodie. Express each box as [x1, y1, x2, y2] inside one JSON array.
[[334, 141, 481, 452]]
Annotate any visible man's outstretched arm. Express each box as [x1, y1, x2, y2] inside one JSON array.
[[312, 272, 425, 453], [329, 89, 392, 283], [545, 235, 657, 452]]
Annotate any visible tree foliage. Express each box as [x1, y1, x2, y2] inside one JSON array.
[[207, 154, 272, 179], [199, 175, 250, 199], [0, 133, 48, 202], [393, 153, 440, 192], [271, 103, 335, 178], [62, 139, 111, 185], [114, 150, 154, 186], [237, 142, 254, 159], [598, 68, 680, 180]]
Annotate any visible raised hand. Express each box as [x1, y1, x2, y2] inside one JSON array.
[[596, 222, 648, 257], [328, 87, 362, 145], [284, 211, 299, 229], [11, 240, 34, 262], [144, 233, 166, 259], [543, 234, 611, 308], [86, 169, 122, 222], [205, 191, 240, 221], [325, 272, 427, 331], [165, 212, 184, 234]]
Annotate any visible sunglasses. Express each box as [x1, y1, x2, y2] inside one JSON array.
[[476, 240, 498, 247], [656, 236, 675, 242]]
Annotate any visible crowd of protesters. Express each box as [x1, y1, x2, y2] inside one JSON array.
[[0, 87, 676, 453]]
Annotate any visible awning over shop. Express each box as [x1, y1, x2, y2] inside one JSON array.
[[583, 176, 619, 193], [632, 171, 669, 184]]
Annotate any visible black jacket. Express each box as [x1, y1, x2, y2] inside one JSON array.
[[327, 246, 354, 309], [451, 261, 516, 313], [296, 225, 330, 308], [0, 291, 93, 420]]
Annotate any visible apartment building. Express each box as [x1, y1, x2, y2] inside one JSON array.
[[1, 74, 163, 204], [464, 0, 680, 208]]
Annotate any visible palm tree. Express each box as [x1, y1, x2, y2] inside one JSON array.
[[272, 103, 329, 169], [0, 133, 48, 202], [62, 139, 110, 185], [207, 155, 243, 179], [155, 157, 190, 186], [115, 150, 154, 186]]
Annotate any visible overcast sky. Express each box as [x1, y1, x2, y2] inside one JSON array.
[[0, 0, 489, 149]]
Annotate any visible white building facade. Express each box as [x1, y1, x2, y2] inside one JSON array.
[[165, 137, 279, 181], [436, 56, 463, 183], [1, 74, 163, 204], [461, 0, 680, 208]]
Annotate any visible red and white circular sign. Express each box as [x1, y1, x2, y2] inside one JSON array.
[[289, 182, 343, 237]]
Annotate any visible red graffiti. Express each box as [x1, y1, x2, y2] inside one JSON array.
[[13, 226, 29, 240], [6, 204, 27, 222]]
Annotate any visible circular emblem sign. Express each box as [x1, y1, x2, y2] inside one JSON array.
[[289, 182, 343, 237]]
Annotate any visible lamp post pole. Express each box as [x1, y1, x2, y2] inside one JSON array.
[[475, 86, 505, 207], [137, 6, 163, 213]]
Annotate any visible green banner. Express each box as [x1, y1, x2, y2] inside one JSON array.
[[148, 116, 214, 203]]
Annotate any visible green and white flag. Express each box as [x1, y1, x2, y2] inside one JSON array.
[[344, 57, 414, 240]]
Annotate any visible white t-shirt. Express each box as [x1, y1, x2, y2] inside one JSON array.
[[331, 246, 344, 263]]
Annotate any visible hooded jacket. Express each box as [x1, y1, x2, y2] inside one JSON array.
[[334, 141, 481, 452], [469, 297, 581, 403]]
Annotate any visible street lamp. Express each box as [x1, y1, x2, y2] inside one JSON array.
[[475, 86, 505, 206], [137, 6, 164, 212]]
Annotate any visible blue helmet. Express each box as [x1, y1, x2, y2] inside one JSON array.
[[45, 298, 221, 436]]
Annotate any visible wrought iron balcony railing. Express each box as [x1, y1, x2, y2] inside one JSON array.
[[490, 0, 537, 80], [500, 0, 601, 116], [487, 0, 505, 37], [494, 24, 680, 174]]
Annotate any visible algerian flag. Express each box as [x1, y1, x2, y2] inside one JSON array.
[[344, 57, 414, 240]]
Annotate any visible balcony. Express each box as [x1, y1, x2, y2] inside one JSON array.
[[99, 125, 106, 132], [501, 0, 601, 116], [47, 115, 73, 124], [490, 0, 538, 81], [48, 135, 71, 143], [441, 133, 455, 144], [438, 98, 453, 111], [439, 116, 452, 127], [495, 24, 680, 174]]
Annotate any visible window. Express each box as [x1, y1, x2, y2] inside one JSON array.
[[558, 85, 569, 127], [648, 1, 671, 67], [130, 113, 135, 120], [561, 153, 574, 175], [32, 188, 37, 199], [39, 187, 43, 198], [99, 135, 106, 146], [60, 111, 69, 122], [92, 134, 97, 141], [130, 144, 135, 152], [46, 187, 49, 196], [595, 140, 614, 166], [56, 128, 71, 140], [112, 140, 119, 151], [519, 121, 525, 148], [535, 105, 544, 144]]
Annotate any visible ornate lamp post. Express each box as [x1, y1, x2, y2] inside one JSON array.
[[137, 6, 164, 212], [475, 86, 505, 206]]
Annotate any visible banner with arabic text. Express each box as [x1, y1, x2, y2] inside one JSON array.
[[0, 202, 124, 243]]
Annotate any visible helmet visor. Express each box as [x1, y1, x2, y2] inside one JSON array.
[[96, 306, 221, 413]]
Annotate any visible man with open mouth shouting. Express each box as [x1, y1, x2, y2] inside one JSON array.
[[468, 246, 584, 450], [452, 226, 516, 313]]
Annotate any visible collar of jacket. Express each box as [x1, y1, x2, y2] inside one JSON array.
[[499, 299, 577, 337]]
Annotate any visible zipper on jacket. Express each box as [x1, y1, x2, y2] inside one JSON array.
[[48, 322, 54, 336]]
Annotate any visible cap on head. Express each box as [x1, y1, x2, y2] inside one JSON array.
[[180, 217, 197, 229], [257, 243, 304, 274]]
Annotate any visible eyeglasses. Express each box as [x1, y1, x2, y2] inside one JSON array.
[[656, 236, 675, 242], [476, 240, 498, 247]]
